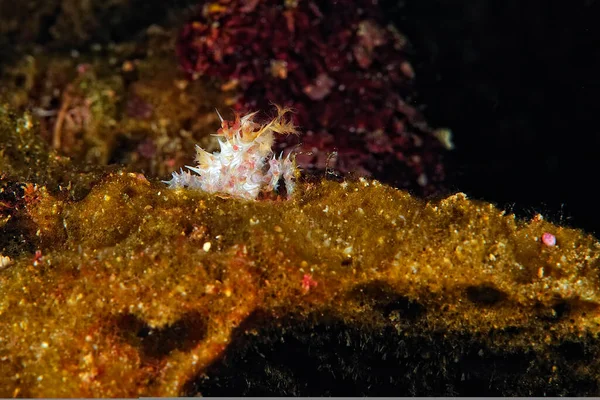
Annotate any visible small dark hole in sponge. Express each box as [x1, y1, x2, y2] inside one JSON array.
[[350, 281, 426, 320], [466, 284, 507, 306], [115, 311, 208, 360]]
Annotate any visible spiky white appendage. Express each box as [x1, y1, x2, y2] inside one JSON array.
[[164, 107, 299, 200]]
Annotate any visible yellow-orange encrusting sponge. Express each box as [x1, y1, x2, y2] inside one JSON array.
[[164, 107, 299, 200]]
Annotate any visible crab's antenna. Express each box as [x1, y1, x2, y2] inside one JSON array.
[[325, 150, 339, 176], [215, 108, 224, 123]]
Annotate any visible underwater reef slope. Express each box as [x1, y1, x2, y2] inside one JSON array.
[[1, 114, 600, 396]]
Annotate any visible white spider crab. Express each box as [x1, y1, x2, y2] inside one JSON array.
[[164, 106, 299, 200]]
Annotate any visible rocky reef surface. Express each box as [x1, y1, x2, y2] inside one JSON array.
[[2, 113, 600, 396]]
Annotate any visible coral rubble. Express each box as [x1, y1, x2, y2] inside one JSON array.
[[2, 113, 600, 396], [0, 0, 187, 48]]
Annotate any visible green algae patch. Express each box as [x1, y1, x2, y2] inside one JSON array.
[[2, 170, 600, 396], [0, 109, 105, 192], [1, 46, 226, 178]]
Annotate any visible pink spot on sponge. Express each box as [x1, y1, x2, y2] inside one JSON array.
[[541, 232, 556, 247]]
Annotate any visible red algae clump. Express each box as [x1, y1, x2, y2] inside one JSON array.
[[177, 0, 449, 193]]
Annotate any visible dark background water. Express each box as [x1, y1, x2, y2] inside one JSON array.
[[385, 0, 600, 234]]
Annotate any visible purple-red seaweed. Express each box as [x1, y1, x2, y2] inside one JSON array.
[[176, 0, 449, 194]]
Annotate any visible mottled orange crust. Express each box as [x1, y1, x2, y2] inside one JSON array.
[[2, 122, 600, 398]]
